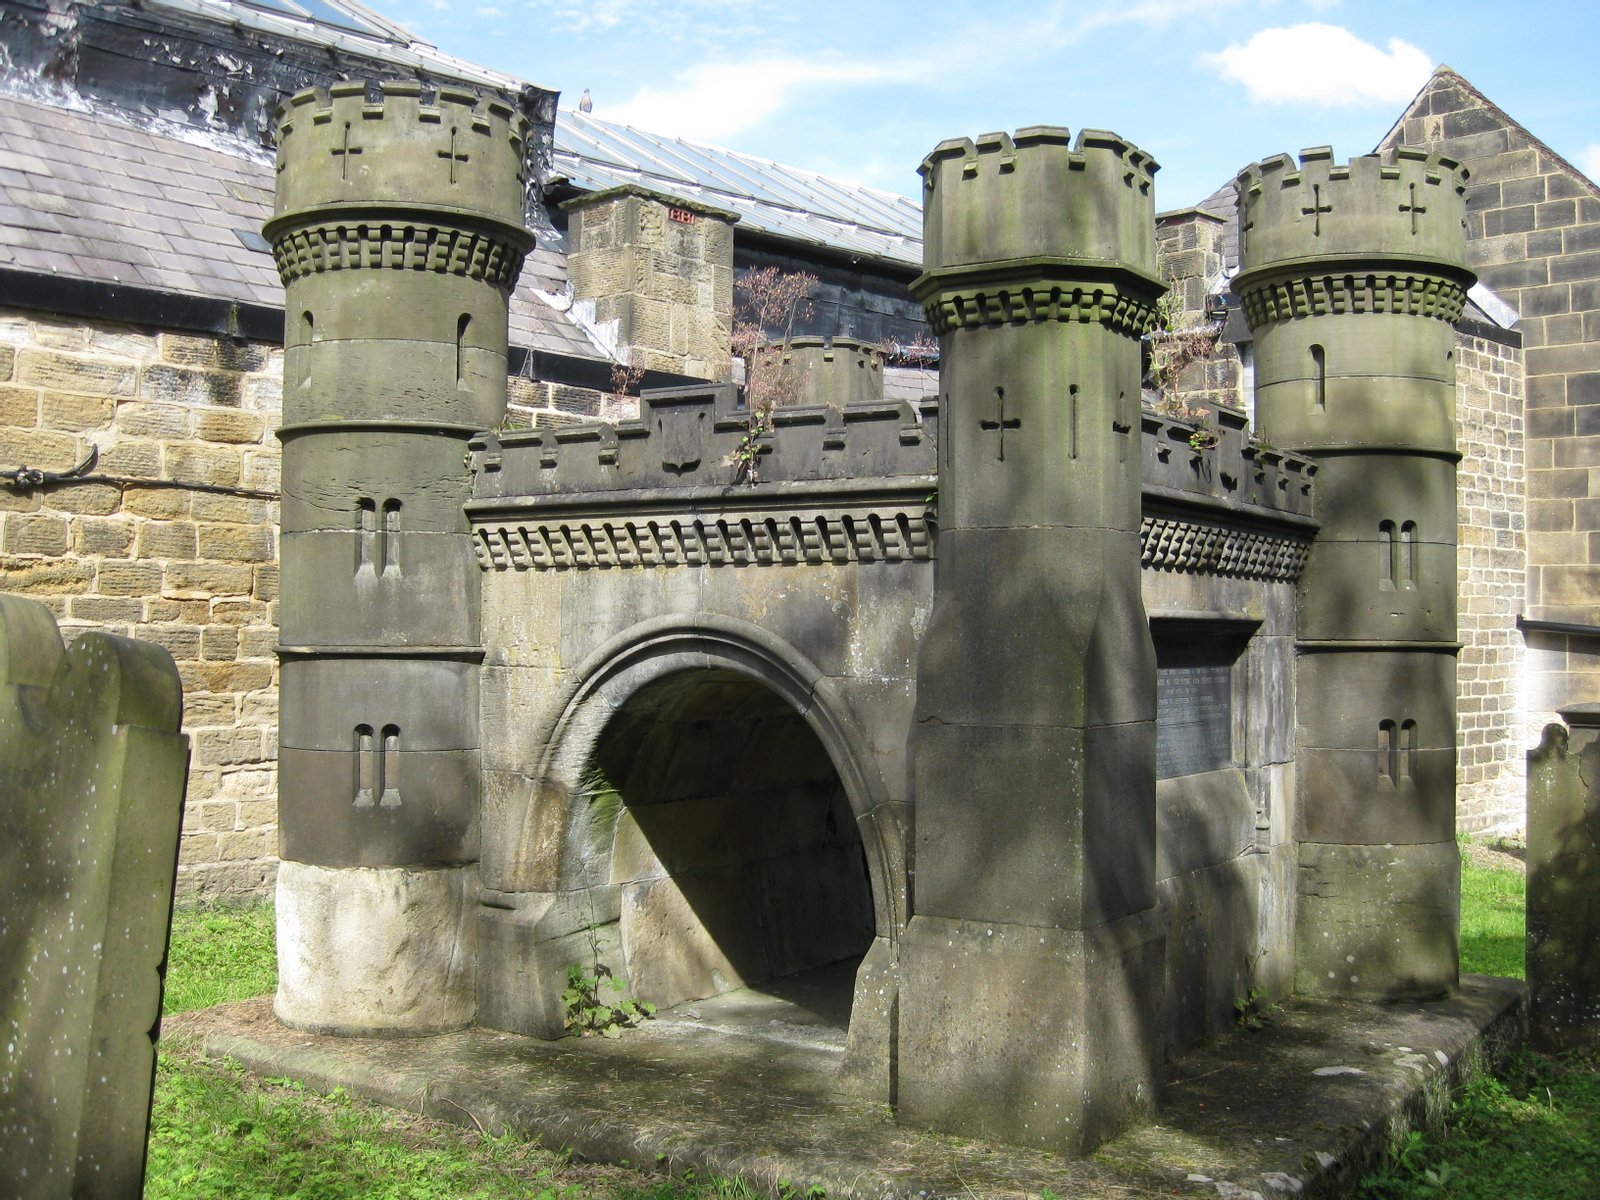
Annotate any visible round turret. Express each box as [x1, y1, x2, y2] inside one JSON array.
[[1233, 146, 1472, 329], [268, 80, 532, 236]]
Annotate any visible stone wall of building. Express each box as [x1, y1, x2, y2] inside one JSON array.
[[1153, 208, 1240, 411], [563, 186, 736, 380], [1381, 69, 1600, 748], [1455, 327, 1527, 831], [0, 306, 606, 898], [0, 308, 282, 896]]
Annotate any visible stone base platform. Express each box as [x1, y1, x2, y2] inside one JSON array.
[[168, 974, 1526, 1200]]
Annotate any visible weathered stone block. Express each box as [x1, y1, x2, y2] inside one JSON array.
[[898, 910, 1163, 1154], [40, 391, 115, 432], [17, 350, 137, 396], [0, 594, 188, 1198], [3, 512, 70, 555], [1296, 840, 1459, 1000], [275, 861, 477, 1034], [1526, 712, 1600, 1051], [278, 747, 478, 867], [913, 719, 1156, 929], [476, 891, 625, 1038]]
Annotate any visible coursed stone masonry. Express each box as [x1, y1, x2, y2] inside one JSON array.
[[1455, 330, 1526, 830], [0, 310, 281, 897]]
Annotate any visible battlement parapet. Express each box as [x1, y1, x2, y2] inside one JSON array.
[[759, 336, 885, 410], [916, 126, 1161, 280], [469, 383, 938, 503], [1235, 146, 1470, 279], [1139, 402, 1318, 582], [1141, 402, 1317, 517], [268, 80, 531, 239]]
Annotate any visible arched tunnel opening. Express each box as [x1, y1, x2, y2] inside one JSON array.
[[584, 668, 876, 1028]]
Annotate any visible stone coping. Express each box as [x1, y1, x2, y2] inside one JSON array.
[[171, 975, 1525, 1200]]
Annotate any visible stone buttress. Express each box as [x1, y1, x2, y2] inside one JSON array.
[[1234, 147, 1473, 1000], [899, 129, 1167, 1153], [265, 81, 533, 1032]]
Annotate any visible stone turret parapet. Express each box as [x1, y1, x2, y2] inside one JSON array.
[[1234, 147, 1472, 314], [918, 127, 1159, 274], [266, 80, 534, 275]]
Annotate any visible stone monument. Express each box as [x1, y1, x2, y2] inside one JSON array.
[[1234, 147, 1472, 1000], [265, 81, 533, 1033], [265, 80, 1473, 1157], [0, 594, 189, 1199]]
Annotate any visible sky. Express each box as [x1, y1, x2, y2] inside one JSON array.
[[374, 0, 1600, 211]]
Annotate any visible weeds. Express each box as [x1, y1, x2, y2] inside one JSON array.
[[561, 961, 655, 1038], [727, 266, 816, 483]]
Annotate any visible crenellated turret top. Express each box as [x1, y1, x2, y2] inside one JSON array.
[[270, 80, 531, 233], [918, 127, 1160, 277], [1235, 146, 1469, 275]]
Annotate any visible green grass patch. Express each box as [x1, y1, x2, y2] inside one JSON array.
[[152, 902, 753, 1198], [1459, 854, 1526, 980], [1357, 1049, 1600, 1200], [164, 902, 278, 1015], [1358, 842, 1600, 1199]]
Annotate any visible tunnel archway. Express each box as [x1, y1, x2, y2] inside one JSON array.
[[586, 668, 875, 1015]]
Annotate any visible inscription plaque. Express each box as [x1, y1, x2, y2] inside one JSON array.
[[1155, 641, 1234, 779]]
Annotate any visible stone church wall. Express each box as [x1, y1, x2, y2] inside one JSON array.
[[1455, 328, 1527, 830], [0, 308, 282, 896]]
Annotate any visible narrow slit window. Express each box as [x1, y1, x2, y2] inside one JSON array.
[[1379, 520, 1397, 589], [1068, 384, 1079, 459], [1400, 521, 1417, 588], [354, 724, 375, 807], [1310, 344, 1326, 411], [1400, 719, 1418, 784], [381, 499, 401, 575], [456, 313, 471, 389], [356, 498, 376, 573], [380, 725, 402, 808], [1379, 719, 1398, 784], [300, 311, 314, 388]]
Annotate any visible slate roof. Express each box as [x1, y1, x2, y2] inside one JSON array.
[[554, 110, 924, 269], [146, 0, 530, 96], [0, 91, 606, 361]]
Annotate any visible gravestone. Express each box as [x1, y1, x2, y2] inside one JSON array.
[[1526, 705, 1600, 1052], [0, 593, 189, 1198]]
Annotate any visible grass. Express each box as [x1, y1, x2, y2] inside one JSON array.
[[163, 902, 277, 1015], [154, 902, 752, 1200], [1458, 846, 1526, 979], [1355, 842, 1600, 1200], [156, 844, 1594, 1200]]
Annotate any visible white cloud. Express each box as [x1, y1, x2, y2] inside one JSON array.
[[1199, 23, 1433, 106], [1579, 144, 1600, 183], [600, 57, 915, 143], [594, 0, 1233, 142]]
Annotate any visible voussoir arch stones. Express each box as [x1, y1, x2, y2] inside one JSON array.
[[484, 612, 909, 938]]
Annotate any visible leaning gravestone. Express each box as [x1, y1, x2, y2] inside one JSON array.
[[1526, 704, 1600, 1053], [0, 594, 189, 1198]]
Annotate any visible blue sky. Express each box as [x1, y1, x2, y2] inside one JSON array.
[[376, 0, 1600, 210]]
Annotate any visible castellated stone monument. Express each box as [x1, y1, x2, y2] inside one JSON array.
[[1234, 147, 1472, 1000], [267, 80, 1472, 1159], [897, 129, 1166, 1150], [265, 81, 533, 1032]]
